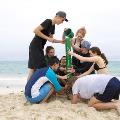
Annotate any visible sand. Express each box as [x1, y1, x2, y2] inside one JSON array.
[[0, 92, 120, 120], [0, 77, 120, 120]]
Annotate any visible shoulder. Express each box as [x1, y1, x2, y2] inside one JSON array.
[[97, 56, 103, 61], [43, 19, 52, 22], [37, 67, 49, 73], [41, 19, 52, 25], [46, 19, 51, 21]]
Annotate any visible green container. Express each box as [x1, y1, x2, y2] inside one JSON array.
[[64, 29, 74, 79]]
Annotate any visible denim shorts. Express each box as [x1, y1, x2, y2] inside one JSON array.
[[26, 82, 51, 103]]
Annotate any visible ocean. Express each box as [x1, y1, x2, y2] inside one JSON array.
[[0, 61, 120, 92], [0, 61, 120, 78]]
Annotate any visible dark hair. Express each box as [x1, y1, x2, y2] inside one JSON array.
[[46, 46, 54, 55], [48, 56, 59, 66], [60, 56, 66, 64], [90, 47, 108, 65], [61, 56, 66, 59]]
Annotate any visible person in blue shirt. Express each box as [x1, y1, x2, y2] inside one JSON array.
[[25, 56, 67, 103]]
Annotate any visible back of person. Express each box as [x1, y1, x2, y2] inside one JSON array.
[[89, 47, 109, 74], [72, 74, 114, 99], [96, 67, 108, 74]]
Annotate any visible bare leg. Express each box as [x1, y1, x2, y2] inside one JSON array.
[[27, 68, 35, 81], [88, 96, 118, 110], [92, 102, 118, 110]]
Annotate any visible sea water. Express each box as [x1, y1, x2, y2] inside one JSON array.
[[0, 61, 120, 90], [0, 61, 27, 78], [0, 61, 120, 78]]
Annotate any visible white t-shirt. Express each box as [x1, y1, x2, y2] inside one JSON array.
[[31, 77, 49, 98], [72, 74, 115, 99]]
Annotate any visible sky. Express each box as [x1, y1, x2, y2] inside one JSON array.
[[0, 0, 120, 61]]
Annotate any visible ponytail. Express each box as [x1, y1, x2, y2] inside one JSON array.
[[90, 47, 108, 65], [101, 53, 108, 65]]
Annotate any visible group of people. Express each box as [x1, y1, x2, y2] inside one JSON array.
[[25, 11, 120, 114]]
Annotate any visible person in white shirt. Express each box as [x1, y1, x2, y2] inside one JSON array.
[[71, 74, 120, 114]]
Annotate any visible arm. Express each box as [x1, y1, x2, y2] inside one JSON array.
[[71, 39, 82, 52], [68, 51, 98, 62], [71, 94, 87, 104], [77, 64, 94, 78], [50, 34, 64, 43], [34, 25, 54, 42], [57, 75, 67, 85], [57, 74, 67, 80], [53, 39, 64, 43], [51, 28, 68, 44], [34, 25, 63, 43]]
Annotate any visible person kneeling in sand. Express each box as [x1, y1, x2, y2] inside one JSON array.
[[25, 56, 67, 104], [71, 74, 120, 115]]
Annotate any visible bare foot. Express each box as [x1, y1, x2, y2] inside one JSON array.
[[115, 101, 120, 115]]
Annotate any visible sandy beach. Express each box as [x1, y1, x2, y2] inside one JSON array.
[[0, 77, 120, 120], [0, 91, 120, 120]]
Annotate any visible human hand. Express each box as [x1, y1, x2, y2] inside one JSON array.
[[61, 75, 67, 80], [48, 37, 55, 43], [76, 75, 82, 78], [64, 28, 68, 31], [61, 39, 65, 44], [68, 50, 73, 55]]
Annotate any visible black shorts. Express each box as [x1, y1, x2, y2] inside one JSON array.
[[94, 77, 120, 102], [28, 45, 47, 69]]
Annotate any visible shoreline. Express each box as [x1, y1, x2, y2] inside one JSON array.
[[0, 77, 26, 95], [0, 76, 120, 95]]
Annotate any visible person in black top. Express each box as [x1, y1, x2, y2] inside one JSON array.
[[73, 40, 95, 75], [27, 11, 68, 81], [76, 43, 95, 74], [71, 27, 86, 70], [68, 46, 108, 77]]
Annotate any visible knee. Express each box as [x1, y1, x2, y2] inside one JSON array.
[[88, 102, 94, 107]]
